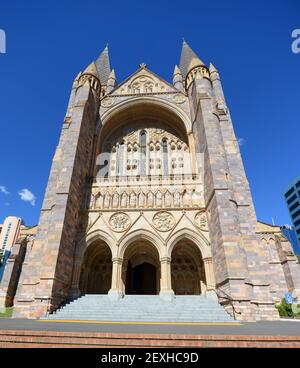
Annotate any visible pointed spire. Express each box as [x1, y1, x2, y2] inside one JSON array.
[[106, 69, 117, 93], [95, 45, 111, 85], [179, 40, 205, 78]]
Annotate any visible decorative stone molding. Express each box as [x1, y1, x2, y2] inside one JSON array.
[[194, 211, 209, 231], [109, 212, 131, 232], [185, 66, 210, 90], [152, 211, 175, 232], [101, 96, 115, 108], [92, 184, 203, 211]]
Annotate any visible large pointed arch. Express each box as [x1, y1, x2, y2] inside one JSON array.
[[118, 228, 164, 259], [97, 97, 192, 149], [76, 228, 118, 259], [166, 227, 211, 259]]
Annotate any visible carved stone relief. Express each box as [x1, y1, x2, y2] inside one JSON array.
[[152, 211, 175, 232], [109, 212, 131, 232], [172, 94, 186, 104], [101, 96, 115, 108], [194, 211, 209, 231]]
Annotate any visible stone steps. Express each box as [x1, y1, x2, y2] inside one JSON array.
[[43, 294, 236, 323]]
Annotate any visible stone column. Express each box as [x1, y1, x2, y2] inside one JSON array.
[[121, 259, 128, 293], [159, 257, 174, 301], [203, 257, 216, 291], [109, 257, 123, 300], [198, 266, 207, 294]]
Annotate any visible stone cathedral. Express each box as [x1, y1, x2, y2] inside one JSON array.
[[1, 42, 300, 322]]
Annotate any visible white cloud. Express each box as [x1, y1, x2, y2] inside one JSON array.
[[0, 185, 9, 195], [18, 188, 36, 206], [237, 138, 246, 147]]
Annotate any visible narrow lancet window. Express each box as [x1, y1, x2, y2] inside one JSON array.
[[140, 131, 147, 176], [162, 138, 169, 176], [118, 141, 125, 176]]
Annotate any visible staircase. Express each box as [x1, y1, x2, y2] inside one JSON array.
[[43, 295, 236, 323]]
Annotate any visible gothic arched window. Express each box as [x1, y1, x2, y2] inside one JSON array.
[[162, 138, 169, 176], [140, 131, 147, 176]]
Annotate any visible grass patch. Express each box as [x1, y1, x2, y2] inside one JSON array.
[[0, 307, 13, 318]]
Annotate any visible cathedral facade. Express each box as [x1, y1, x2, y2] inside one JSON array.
[[2, 42, 300, 321]]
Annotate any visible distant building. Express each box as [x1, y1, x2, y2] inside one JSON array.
[[284, 176, 300, 249], [0, 216, 22, 282], [281, 225, 300, 255]]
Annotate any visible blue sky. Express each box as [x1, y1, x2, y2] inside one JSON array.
[[0, 0, 299, 226]]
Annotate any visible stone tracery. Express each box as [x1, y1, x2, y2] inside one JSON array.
[[98, 121, 190, 178], [91, 119, 203, 210]]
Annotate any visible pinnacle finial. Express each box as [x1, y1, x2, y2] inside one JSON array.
[[106, 68, 117, 93], [173, 64, 181, 76], [173, 65, 184, 91], [209, 63, 218, 73], [139, 62, 147, 69], [108, 68, 116, 80]]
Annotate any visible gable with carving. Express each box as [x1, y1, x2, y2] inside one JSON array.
[[109, 68, 179, 96]]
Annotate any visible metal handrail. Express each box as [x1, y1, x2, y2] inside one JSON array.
[[45, 284, 71, 316], [45, 297, 52, 317], [207, 286, 242, 320]]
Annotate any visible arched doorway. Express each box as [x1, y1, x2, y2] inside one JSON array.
[[122, 240, 160, 295], [171, 239, 206, 295], [79, 241, 112, 295]]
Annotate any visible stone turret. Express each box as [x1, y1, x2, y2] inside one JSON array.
[[78, 62, 101, 95], [182, 41, 281, 321]]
